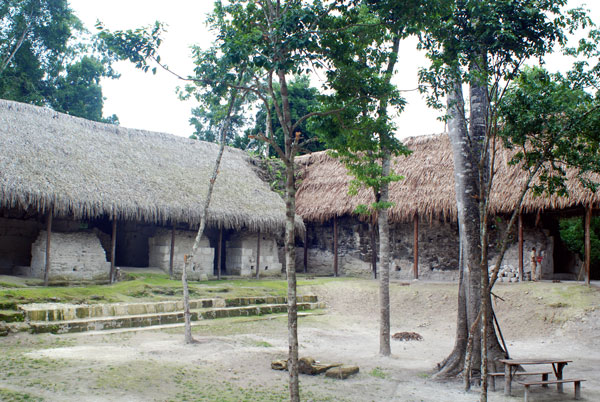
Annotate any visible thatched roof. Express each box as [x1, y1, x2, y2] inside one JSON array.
[[0, 99, 303, 234], [296, 133, 599, 223]]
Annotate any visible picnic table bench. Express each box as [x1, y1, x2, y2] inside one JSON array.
[[498, 358, 572, 395], [518, 378, 585, 401], [487, 371, 550, 392]]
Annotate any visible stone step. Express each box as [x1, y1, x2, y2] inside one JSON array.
[[19, 295, 317, 322], [28, 301, 326, 334]]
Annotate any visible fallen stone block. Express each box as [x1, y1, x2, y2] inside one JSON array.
[[325, 366, 359, 379], [271, 359, 287, 370]]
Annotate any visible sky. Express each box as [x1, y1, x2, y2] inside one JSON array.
[[69, 0, 599, 140]]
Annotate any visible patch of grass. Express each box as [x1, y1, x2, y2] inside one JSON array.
[[253, 340, 273, 347], [369, 367, 387, 379], [0, 388, 43, 401]]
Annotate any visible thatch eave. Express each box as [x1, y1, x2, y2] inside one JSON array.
[[0, 99, 304, 235]]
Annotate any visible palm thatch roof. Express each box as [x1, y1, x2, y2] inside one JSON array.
[[296, 133, 599, 223], [0, 99, 302, 234]]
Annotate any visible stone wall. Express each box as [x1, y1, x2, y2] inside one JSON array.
[[226, 232, 282, 277], [30, 231, 110, 280], [299, 215, 553, 281], [148, 229, 214, 280], [0, 217, 41, 274]]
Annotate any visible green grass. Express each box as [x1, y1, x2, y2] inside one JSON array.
[[0, 388, 43, 401], [369, 367, 387, 379], [0, 273, 346, 315]]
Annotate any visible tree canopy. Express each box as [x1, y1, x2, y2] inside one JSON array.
[[0, 0, 119, 123]]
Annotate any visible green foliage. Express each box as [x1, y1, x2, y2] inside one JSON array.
[[559, 217, 600, 264], [243, 75, 327, 156], [0, 0, 119, 122], [499, 66, 600, 196], [316, 1, 422, 215]]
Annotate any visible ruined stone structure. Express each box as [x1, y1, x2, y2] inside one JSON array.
[[148, 229, 214, 280], [30, 231, 110, 280], [226, 232, 282, 277], [0, 100, 300, 282], [298, 215, 561, 281]]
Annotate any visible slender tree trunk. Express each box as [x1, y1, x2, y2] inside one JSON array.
[[182, 89, 239, 344], [379, 150, 391, 356], [276, 68, 300, 402], [284, 159, 299, 402]]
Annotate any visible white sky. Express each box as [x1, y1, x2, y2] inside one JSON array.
[[69, 0, 599, 140]]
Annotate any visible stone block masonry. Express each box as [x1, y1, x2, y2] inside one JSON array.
[[226, 232, 282, 277], [30, 231, 110, 280], [148, 229, 214, 280]]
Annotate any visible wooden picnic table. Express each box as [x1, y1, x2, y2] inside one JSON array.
[[498, 358, 572, 395]]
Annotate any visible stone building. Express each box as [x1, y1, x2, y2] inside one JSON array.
[[0, 99, 300, 281], [295, 134, 597, 281]]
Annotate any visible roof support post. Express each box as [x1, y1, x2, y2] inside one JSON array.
[[43, 206, 53, 286], [333, 216, 338, 277], [585, 204, 592, 285], [169, 224, 176, 279], [256, 229, 261, 279], [518, 212, 523, 281], [110, 213, 117, 283], [303, 229, 308, 274], [370, 223, 377, 279], [413, 213, 419, 280], [217, 227, 223, 280]]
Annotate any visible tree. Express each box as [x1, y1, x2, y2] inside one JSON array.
[[420, 1, 598, 400], [0, 0, 119, 122], [191, 75, 326, 157], [317, 0, 429, 356], [98, 2, 355, 399]]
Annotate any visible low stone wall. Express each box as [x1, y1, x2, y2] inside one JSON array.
[[30, 231, 110, 280], [148, 229, 214, 280], [226, 232, 282, 277]]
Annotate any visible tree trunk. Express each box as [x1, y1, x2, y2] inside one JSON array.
[[277, 68, 300, 402], [285, 159, 299, 402], [379, 149, 391, 356], [182, 88, 239, 344], [436, 73, 505, 380]]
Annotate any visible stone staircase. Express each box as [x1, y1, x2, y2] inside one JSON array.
[[18, 295, 324, 334]]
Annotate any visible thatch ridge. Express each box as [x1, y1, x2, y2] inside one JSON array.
[[0, 99, 303, 234], [296, 133, 598, 223]]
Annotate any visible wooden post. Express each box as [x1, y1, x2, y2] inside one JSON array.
[[333, 216, 338, 277], [518, 212, 523, 281], [110, 213, 117, 283], [256, 229, 261, 279], [370, 223, 377, 279], [303, 229, 308, 274], [413, 213, 419, 279], [43, 207, 53, 286], [169, 224, 176, 278], [217, 227, 223, 280], [585, 205, 592, 285]]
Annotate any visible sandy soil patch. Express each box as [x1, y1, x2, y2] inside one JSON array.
[[1, 279, 598, 401]]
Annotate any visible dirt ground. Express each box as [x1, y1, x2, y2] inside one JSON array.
[[0, 279, 598, 402]]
